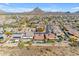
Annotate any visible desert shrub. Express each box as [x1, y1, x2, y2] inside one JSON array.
[[12, 40, 16, 43], [37, 27, 44, 32], [36, 41, 44, 43], [57, 36, 63, 42], [47, 39, 55, 43], [45, 48, 52, 52], [0, 39, 3, 42], [24, 41, 32, 46], [18, 40, 25, 49], [4, 31, 12, 35], [69, 42, 77, 47], [28, 41, 32, 46], [69, 36, 78, 47]]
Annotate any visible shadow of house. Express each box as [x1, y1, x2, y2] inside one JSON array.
[[0, 33, 4, 39]]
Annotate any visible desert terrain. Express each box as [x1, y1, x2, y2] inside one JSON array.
[[0, 46, 79, 56]]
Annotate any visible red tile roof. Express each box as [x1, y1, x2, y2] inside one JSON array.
[[33, 33, 56, 41], [33, 34, 44, 40], [45, 33, 56, 40], [68, 29, 79, 37]]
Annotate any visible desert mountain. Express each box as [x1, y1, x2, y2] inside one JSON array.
[[0, 9, 6, 14], [28, 7, 45, 15]]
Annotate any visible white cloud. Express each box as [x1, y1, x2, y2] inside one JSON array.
[[6, 8, 33, 12], [0, 4, 33, 12], [71, 7, 79, 10], [0, 4, 10, 10], [4, 3, 10, 5], [42, 8, 61, 12], [70, 7, 79, 12], [0, 5, 7, 8]]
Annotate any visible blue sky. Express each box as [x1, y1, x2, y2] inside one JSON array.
[[0, 3, 79, 12]]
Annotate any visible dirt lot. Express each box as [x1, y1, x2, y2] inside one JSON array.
[[0, 46, 79, 56]]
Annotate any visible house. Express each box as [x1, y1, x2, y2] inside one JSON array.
[[33, 24, 55, 43], [53, 25, 64, 36], [33, 34, 45, 43], [45, 33, 56, 40], [11, 33, 22, 42], [22, 32, 34, 41], [68, 29, 79, 37]]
